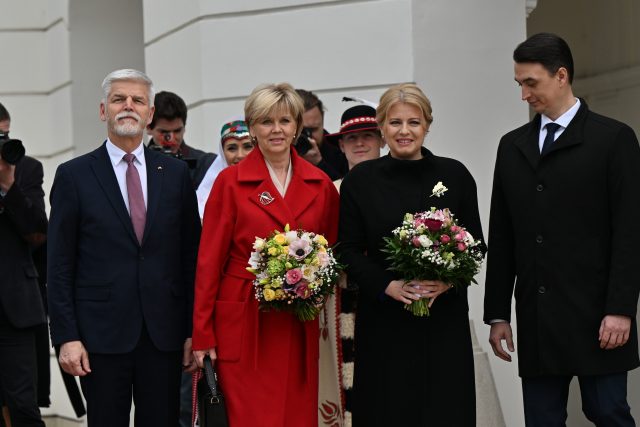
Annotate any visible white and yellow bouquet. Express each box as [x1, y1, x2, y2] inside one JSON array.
[[246, 224, 341, 321]]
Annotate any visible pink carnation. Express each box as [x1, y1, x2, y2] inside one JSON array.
[[455, 233, 465, 242], [285, 268, 303, 285], [440, 234, 451, 244], [412, 236, 422, 247], [457, 242, 467, 251]]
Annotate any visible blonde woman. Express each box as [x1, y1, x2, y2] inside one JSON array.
[[192, 83, 339, 426], [338, 84, 484, 426]]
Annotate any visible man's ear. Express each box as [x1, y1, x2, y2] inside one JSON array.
[[99, 101, 107, 122], [557, 67, 569, 86]]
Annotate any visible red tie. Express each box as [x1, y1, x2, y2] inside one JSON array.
[[123, 153, 146, 244]]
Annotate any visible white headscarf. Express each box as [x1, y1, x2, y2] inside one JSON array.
[[196, 117, 248, 219]]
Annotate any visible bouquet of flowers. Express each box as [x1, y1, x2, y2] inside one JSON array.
[[382, 183, 485, 317], [246, 224, 341, 321]]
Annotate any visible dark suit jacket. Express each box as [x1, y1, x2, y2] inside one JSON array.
[[484, 100, 640, 376], [47, 143, 201, 353], [192, 152, 217, 190], [0, 155, 47, 328]]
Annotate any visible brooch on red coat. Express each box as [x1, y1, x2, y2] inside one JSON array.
[[259, 191, 274, 205]]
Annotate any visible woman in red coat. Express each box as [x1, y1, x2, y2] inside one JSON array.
[[192, 83, 339, 426]]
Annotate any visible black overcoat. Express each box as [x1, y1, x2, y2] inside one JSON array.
[[339, 148, 484, 427], [0, 155, 47, 328], [484, 100, 640, 377]]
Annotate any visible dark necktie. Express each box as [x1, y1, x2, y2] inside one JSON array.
[[123, 153, 146, 244], [541, 122, 561, 155]]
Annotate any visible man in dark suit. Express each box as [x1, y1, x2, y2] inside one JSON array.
[[0, 102, 46, 426], [484, 33, 640, 426], [47, 69, 201, 427]]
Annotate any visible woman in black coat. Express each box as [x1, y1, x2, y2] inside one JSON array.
[[338, 83, 484, 427]]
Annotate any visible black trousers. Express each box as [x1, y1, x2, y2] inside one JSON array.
[[0, 311, 45, 427], [522, 373, 635, 427], [80, 324, 182, 427]]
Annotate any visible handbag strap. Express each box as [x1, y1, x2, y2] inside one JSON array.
[[203, 355, 220, 397]]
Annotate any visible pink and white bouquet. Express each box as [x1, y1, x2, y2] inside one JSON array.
[[382, 205, 484, 317], [246, 224, 341, 321]]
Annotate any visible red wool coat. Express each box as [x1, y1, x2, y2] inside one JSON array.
[[192, 147, 339, 427]]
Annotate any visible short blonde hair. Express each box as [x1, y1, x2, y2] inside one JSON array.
[[244, 83, 304, 137], [377, 83, 433, 126]]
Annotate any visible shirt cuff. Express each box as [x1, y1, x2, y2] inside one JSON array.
[[489, 319, 508, 324]]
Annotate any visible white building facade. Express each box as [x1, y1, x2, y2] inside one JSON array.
[[1, 1, 638, 425]]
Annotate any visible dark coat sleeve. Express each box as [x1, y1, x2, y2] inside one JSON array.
[[47, 164, 82, 345], [2, 156, 47, 239], [179, 162, 202, 336], [604, 124, 640, 317], [483, 139, 517, 323]]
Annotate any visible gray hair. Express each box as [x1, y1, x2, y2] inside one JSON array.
[[101, 69, 155, 105]]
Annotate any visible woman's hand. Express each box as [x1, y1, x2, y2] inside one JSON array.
[[193, 348, 217, 369], [416, 280, 453, 308], [385, 279, 424, 304], [384, 279, 452, 305]]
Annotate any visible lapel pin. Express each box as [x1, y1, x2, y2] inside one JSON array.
[[259, 191, 274, 205], [157, 166, 163, 170]]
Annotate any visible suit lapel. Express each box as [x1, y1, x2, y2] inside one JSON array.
[[284, 168, 319, 225], [248, 180, 292, 229], [143, 148, 163, 245], [90, 143, 138, 244], [516, 101, 588, 169], [514, 117, 542, 171]]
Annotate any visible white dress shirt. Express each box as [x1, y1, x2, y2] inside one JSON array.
[[538, 98, 581, 152], [105, 139, 148, 212]]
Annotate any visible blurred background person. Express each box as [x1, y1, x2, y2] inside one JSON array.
[[195, 118, 253, 219], [318, 104, 384, 426], [192, 83, 339, 427], [0, 102, 47, 426], [338, 83, 484, 426], [295, 89, 348, 180], [146, 91, 209, 186]]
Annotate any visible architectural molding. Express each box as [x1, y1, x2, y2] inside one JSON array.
[[0, 17, 65, 32], [0, 80, 71, 97], [526, 0, 537, 17], [145, 0, 377, 46], [574, 65, 640, 97], [187, 81, 404, 109]]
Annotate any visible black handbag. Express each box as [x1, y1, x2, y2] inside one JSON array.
[[197, 356, 229, 427]]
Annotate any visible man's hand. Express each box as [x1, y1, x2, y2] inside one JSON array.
[[0, 157, 15, 193], [193, 348, 217, 369], [182, 338, 198, 373], [302, 137, 323, 165], [599, 314, 631, 350], [488, 322, 515, 362], [59, 340, 91, 376]]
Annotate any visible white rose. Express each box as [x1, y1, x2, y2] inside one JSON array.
[[418, 235, 433, 248]]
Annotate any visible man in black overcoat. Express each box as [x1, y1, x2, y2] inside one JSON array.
[[484, 33, 640, 426], [0, 103, 46, 426]]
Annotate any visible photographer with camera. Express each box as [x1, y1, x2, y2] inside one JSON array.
[[146, 91, 210, 187], [0, 102, 47, 426], [295, 89, 348, 180]]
